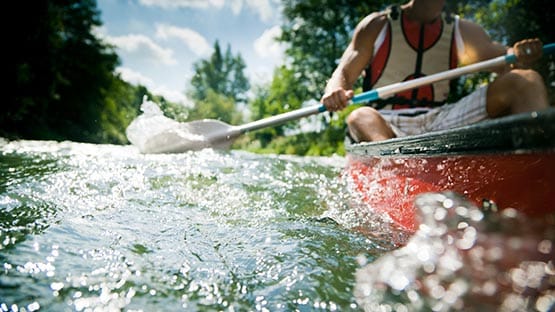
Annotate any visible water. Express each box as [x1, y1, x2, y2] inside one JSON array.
[[1, 139, 553, 311], [0, 139, 378, 311]]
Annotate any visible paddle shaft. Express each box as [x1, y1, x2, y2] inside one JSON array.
[[233, 43, 555, 135]]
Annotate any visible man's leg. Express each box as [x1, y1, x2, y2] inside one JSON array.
[[346, 107, 396, 142], [486, 69, 548, 117]]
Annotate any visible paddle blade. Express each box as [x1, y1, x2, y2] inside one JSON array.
[[126, 101, 236, 153], [133, 120, 234, 154]]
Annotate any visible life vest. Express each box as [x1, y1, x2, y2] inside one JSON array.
[[362, 5, 460, 110]]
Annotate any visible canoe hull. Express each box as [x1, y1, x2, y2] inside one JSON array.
[[346, 152, 555, 232], [345, 109, 555, 232]]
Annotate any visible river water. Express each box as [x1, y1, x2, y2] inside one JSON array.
[[1, 139, 554, 311]]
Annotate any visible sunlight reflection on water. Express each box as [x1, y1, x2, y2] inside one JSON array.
[[1, 139, 553, 311], [1, 139, 372, 311]]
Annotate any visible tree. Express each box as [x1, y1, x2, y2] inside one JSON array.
[[189, 41, 250, 105], [244, 66, 309, 148], [5, 0, 125, 143], [186, 41, 250, 125], [279, 0, 390, 99], [454, 0, 555, 103], [240, 65, 351, 155], [240, 1, 389, 155], [188, 89, 243, 125]]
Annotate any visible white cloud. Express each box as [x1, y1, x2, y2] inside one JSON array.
[[138, 0, 225, 9], [248, 25, 286, 85], [155, 24, 211, 57], [139, 0, 276, 22], [244, 0, 274, 22], [116, 67, 154, 86], [116, 67, 193, 107], [150, 86, 194, 107], [107, 34, 177, 65], [254, 25, 285, 60]]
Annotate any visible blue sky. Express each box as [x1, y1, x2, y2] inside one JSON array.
[[96, 0, 285, 106]]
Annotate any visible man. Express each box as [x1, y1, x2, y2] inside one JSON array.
[[321, 0, 548, 142]]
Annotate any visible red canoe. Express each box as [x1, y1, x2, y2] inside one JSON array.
[[345, 108, 555, 232]]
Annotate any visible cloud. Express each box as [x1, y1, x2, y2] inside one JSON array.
[[244, 0, 274, 22], [254, 25, 285, 60], [107, 34, 177, 65], [116, 67, 193, 107], [138, 0, 224, 9], [139, 0, 276, 22], [248, 25, 286, 84], [155, 24, 211, 57], [116, 67, 154, 86]]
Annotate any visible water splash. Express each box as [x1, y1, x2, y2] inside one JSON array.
[[3, 139, 553, 311], [355, 192, 555, 311], [0, 139, 369, 311]]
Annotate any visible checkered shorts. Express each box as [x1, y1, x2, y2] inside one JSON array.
[[379, 85, 489, 137]]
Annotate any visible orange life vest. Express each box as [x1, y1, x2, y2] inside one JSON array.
[[363, 5, 459, 110]]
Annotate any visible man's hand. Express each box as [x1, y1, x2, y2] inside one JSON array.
[[321, 88, 354, 112], [512, 38, 543, 68]]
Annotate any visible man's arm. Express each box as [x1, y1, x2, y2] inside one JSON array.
[[321, 13, 387, 112], [458, 19, 543, 74]]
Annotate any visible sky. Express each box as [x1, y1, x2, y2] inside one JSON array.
[[96, 0, 286, 107]]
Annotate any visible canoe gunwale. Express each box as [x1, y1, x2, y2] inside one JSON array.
[[346, 108, 555, 157]]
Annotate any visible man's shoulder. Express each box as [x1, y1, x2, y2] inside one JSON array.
[[457, 17, 484, 33], [358, 11, 389, 32]]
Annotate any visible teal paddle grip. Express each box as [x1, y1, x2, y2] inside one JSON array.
[[351, 90, 379, 104], [543, 42, 555, 55], [506, 42, 555, 63]]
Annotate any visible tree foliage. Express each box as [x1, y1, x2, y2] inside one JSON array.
[[454, 0, 555, 103], [189, 41, 250, 105], [246, 0, 554, 156], [279, 0, 390, 99], [5, 0, 133, 143], [186, 41, 250, 126]]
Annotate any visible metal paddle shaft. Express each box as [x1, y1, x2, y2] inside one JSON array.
[[147, 43, 555, 153]]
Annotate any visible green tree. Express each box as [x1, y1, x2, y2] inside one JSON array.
[[279, 0, 390, 99], [240, 65, 350, 155], [5, 0, 124, 143], [186, 41, 250, 125], [243, 66, 309, 149], [241, 1, 388, 155], [96, 77, 144, 144], [188, 89, 243, 125], [189, 41, 250, 104], [454, 0, 555, 103]]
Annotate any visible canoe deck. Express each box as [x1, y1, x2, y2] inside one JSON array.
[[345, 108, 555, 232]]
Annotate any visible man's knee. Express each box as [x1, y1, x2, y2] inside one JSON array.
[[511, 68, 545, 87], [493, 69, 545, 93], [487, 69, 548, 116], [347, 107, 394, 142], [347, 107, 382, 128]]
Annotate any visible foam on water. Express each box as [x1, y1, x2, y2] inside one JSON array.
[[355, 192, 555, 312], [1, 139, 553, 311], [1, 139, 372, 311]]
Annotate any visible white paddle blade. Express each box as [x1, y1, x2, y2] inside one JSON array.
[[128, 118, 235, 154], [126, 99, 238, 153]]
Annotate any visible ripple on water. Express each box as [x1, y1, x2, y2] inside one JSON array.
[[5, 140, 552, 311], [1, 140, 370, 311]]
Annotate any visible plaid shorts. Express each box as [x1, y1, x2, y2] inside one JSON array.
[[379, 85, 489, 137]]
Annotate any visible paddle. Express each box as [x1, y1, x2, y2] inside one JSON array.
[[134, 43, 555, 154]]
